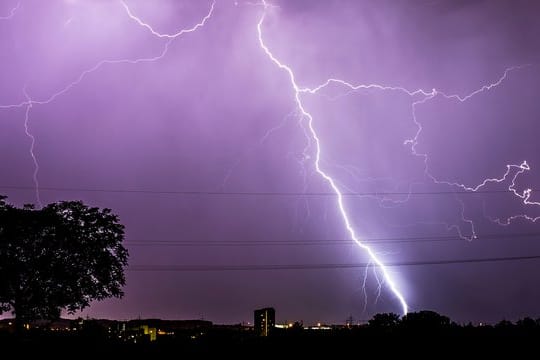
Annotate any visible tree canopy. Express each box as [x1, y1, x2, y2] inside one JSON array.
[[0, 196, 128, 326]]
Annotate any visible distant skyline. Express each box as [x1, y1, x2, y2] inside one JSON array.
[[1, 0, 540, 324]]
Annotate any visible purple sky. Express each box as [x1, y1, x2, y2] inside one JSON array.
[[1, 0, 540, 325]]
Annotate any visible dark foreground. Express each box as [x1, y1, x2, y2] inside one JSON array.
[[1, 325, 539, 357]]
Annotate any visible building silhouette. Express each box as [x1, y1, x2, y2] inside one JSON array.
[[254, 307, 275, 336]]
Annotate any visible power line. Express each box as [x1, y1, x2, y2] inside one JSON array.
[[0, 185, 533, 197], [127, 254, 540, 272], [124, 232, 540, 247]]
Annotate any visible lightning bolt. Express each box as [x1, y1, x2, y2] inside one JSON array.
[[299, 57, 535, 235], [361, 261, 370, 314], [1, 1, 216, 111], [0, 43, 175, 111], [406, 66, 539, 228], [483, 161, 540, 225], [406, 65, 527, 168], [257, 0, 537, 314], [0, 1, 20, 20], [257, 0, 408, 314], [22, 87, 42, 208], [120, 0, 215, 39], [1, 0, 537, 317], [1, 0, 216, 207]]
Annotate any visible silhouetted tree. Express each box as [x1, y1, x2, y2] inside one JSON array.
[[368, 313, 400, 328], [516, 317, 536, 329], [495, 319, 514, 329], [0, 196, 128, 331], [400, 310, 451, 330]]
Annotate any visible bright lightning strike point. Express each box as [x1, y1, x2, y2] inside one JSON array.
[[257, 0, 409, 315]]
